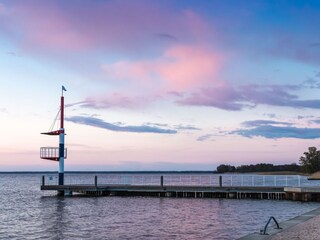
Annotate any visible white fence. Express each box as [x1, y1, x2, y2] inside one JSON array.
[[42, 174, 320, 187]]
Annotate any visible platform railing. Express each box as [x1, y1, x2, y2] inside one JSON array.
[[41, 174, 318, 187], [40, 147, 67, 160]]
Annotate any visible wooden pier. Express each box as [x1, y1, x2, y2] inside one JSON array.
[[41, 184, 285, 198], [40, 176, 320, 201]]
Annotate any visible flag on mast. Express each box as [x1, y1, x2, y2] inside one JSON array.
[[61, 85, 67, 96]]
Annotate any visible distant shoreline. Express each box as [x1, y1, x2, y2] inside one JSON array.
[[0, 170, 308, 175]]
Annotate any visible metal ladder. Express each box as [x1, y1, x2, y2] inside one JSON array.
[[260, 216, 282, 235]]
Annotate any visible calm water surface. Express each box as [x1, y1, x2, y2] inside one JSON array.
[[0, 174, 319, 240]]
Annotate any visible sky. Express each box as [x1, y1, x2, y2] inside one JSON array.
[[1, 0, 320, 171]]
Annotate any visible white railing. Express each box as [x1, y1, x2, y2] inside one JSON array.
[[40, 147, 67, 159], [42, 174, 320, 187]]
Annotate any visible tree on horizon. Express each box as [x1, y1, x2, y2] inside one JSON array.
[[299, 146, 320, 174]]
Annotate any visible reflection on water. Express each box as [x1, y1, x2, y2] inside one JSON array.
[[39, 197, 68, 239], [0, 174, 319, 239]]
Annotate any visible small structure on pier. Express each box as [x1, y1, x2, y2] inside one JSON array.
[[40, 86, 67, 194]]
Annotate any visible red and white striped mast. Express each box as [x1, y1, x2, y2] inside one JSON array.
[[40, 86, 67, 190], [58, 86, 66, 185]]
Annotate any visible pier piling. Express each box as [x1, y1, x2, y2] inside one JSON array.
[[161, 176, 164, 188], [42, 176, 45, 187]]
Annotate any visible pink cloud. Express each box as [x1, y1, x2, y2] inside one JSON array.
[[102, 44, 223, 92], [159, 45, 221, 90], [80, 44, 223, 109]]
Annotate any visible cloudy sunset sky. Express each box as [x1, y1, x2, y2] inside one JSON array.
[[1, 0, 320, 171]]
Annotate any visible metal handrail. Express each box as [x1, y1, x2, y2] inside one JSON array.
[[260, 216, 282, 235], [40, 147, 67, 159]]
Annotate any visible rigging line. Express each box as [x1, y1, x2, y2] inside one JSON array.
[[49, 109, 61, 132]]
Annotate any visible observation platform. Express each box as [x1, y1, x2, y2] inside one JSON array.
[[40, 147, 67, 161]]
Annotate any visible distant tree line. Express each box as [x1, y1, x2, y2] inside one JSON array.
[[216, 146, 320, 174], [216, 163, 301, 173]]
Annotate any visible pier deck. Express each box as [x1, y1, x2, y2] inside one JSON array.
[[40, 175, 320, 201], [41, 184, 289, 200]]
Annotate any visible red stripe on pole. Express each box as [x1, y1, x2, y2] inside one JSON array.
[[60, 96, 64, 128]]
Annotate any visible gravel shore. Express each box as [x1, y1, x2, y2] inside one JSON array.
[[268, 214, 320, 240]]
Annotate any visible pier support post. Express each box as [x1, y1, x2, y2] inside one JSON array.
[[64, 190, 73, 196], [42, 176, 45, 186], [303, 193, 311, 202], [95, 176, 98, 187], [161, 176, 164, 188], [219, 176, 222, 187]]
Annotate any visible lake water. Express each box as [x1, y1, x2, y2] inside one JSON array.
[[1, 174, 319, 239]]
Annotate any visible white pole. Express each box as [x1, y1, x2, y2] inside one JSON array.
[[58, 128, 65, 185]]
